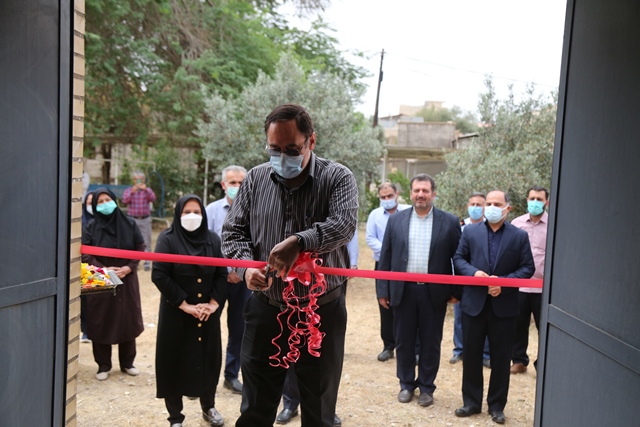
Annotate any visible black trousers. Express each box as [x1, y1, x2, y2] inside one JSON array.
[[164, 382, 217, 424], [92, 339, 136, 373], [375, 262, 395, 351], [236, 292, 347, 427], [461, 297, 515, 412], [512, 292, 542, 366], [392, 282, 446, 394], [218, 279, 251, 380]]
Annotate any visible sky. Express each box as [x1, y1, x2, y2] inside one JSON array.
[[286, 0, 567, 117]]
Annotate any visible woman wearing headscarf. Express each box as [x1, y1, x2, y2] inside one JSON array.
[[152, 195, 227, 427], [81, 187, 145, 381], [80, 190, 95, 343]]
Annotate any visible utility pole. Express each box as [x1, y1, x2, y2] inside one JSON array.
[[373, 49, 385, 127]]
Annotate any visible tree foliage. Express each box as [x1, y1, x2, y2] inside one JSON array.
[[197, 53, 384, 208], [436, 78, 557, 218], [84, 0, 368, 182]]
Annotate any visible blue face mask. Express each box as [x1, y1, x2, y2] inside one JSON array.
[[380, 198, 397, 211], [226, 186, 240, 200], [527, 200, 545, 216], [484, 205, 507, 224], [468, 205, 483, 221], [270, 154, 304, 179], [96, 200, 117, 215]]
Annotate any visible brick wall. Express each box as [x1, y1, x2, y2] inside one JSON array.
[[66, 0, 85, 425]]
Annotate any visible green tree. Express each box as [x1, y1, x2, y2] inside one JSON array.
[[197, 53, 384, 213], [436, 78, 556, 219], [84, 0, 368, 183], [415, 105, 478, 134]]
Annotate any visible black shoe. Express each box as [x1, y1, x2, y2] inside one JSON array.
[[397, 389, 414, 403], [449, 354, 462, 364], [275, 408, 299, 424], [490, 410, 506, 424], [202, 407, 224, 427], [483, 358, 491, 368], [223, 378, 243, 394], [334, 414, 342, 426], [455, 406, 481, 417], [417, 392, 433, 407], [377, 349, 394, 362]]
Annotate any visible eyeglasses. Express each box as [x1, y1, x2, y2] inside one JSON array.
[[265, 137, 309, 157]]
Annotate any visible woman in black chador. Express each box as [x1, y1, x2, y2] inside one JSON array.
[[152, 195, 227, 427], [81, 187, 145, 380]]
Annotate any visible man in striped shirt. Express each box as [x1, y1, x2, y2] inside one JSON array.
[[222, 104, 358, 427]]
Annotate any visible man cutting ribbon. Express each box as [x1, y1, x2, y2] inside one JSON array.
[[221, 104, 358, 427]]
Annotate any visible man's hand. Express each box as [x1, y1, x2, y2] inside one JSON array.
[[378, 297, 390, 309], [488, 285, 502, 297], [227, 271, 242, 284], [244, 267, 271, 292], [267, 235, 301, 280], [448, 297, 460, 304], [474, 270, 490, 278]]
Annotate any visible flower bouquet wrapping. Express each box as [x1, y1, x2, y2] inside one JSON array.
[[80, 263, 123, 295]]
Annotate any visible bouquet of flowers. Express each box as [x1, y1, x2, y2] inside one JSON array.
[[81, 263, 122, 294]]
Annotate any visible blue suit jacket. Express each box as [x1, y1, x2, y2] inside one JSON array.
[[453, 221, 535, 318], [376, 207, 461, 308]]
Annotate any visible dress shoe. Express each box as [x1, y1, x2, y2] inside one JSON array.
[[449, 354, 462, 364], [455, 405, 481, 417], [223, 378, 243, 394], [170, 424, 183, 427], [483, 358, 491, 369], [397, 389, 414, 403], [121, 366, 139, 376], [334, 414, 342, 426], [377, 349, 394, 362], [275, 408, 298, 424], [510, 362, 527, 374], [417, 392, 433, 407], [95, 371, 109, 381], [490, 410, 506, 424], [202, 407, 224, 427]]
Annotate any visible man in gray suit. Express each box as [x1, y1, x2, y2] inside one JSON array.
[[377, 174, 461, 407]]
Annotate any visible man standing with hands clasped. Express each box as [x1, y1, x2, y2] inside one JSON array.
[[366, 182, 410, 362], [453, 190, 534, 425], [377, 174, 461, 408], [509, 185, 549, 374], [222, 104, 357, 427]]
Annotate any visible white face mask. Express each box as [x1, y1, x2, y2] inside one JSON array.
[[86, 205, 93, 215], [180, 213, 202, 232]]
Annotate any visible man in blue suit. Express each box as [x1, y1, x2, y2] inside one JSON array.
[[453, 190, 534, 425], [377, 174, 461, 408]]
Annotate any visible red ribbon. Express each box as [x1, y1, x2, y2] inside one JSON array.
[[268, 253, 327, 368], [80, 245, 542, 288]]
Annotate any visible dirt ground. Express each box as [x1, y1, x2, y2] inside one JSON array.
[[76, 227, 539, 426]]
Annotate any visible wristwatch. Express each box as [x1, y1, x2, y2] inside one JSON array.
[[295, 234, 305, 251]]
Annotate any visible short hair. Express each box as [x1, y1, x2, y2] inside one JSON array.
[[264, 104, 314, 138], [528, 185, 549, 200], [378, 182, 398, 194], [132, 170, 145, 178], [488, 189, 510, 205], [410, 173, 436, 191], [222, 165, 247, 182], [468, 191, 486, 200]]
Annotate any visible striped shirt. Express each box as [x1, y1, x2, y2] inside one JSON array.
[[406, 207, 433, 274], [221, 153, 358, 301]]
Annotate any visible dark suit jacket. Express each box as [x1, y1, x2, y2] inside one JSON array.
[[376, 207, 461, 308], [453, 221, 535, 318]]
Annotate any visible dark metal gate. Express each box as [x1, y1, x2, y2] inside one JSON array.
[[0, 0, 72, 425], [536, 0, 640, 425]]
